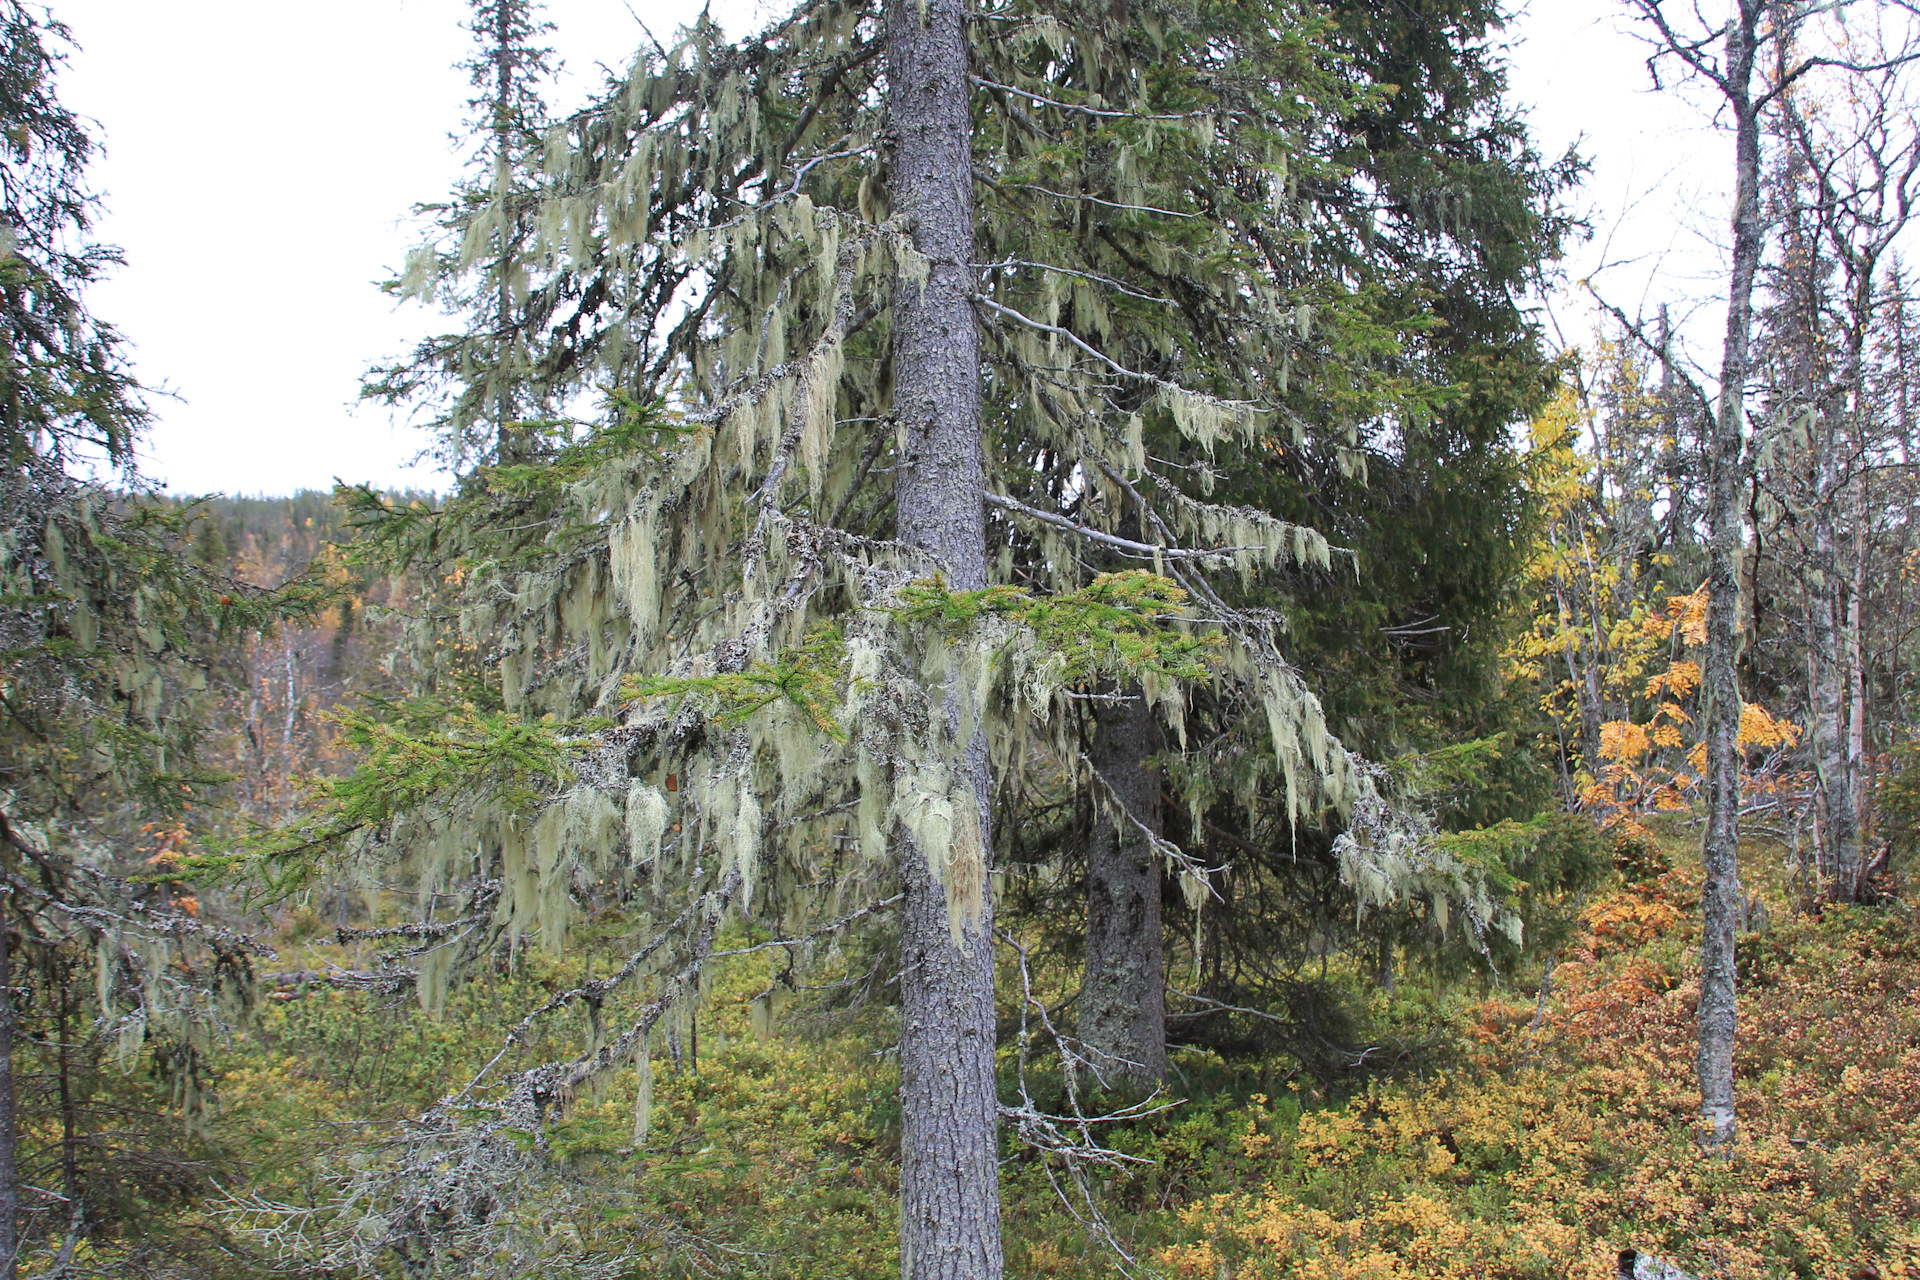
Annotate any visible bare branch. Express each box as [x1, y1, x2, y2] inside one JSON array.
[[984, 490, 1254, 562], [710, 893, 902, 957], [970, 75, 1199, 122], [990, 178, 1198, 219]]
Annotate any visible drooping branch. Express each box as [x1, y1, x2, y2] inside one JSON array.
[[984, 491, 1254, 563], [969, 75, 1199, 122], [1077, 748, 1226, 895], [710, 892, 901, 958], [534, 860, 738, 1103]]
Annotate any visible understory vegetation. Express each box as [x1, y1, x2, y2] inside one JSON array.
[[52, 822, 1919, 1279]]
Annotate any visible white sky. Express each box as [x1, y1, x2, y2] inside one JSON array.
[[57, 0, 1731, 496]]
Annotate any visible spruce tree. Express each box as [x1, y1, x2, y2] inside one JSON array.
[[1064, 0, 1573, 1078], [365, 0, 556, 469], [0, 4, 317, 1270], [278, 1, 1533, 1272]]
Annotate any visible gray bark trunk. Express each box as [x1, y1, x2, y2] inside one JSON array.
[[1696, 2, 1764, 1152], [1848, 500, 1870, 863], [1809, 487, 1859, 896], [886, 2, 1004, 1277], [1842, 264, 1877, 896], [0, 900, 15, 1280], [1081, 685, 1166, 1090]]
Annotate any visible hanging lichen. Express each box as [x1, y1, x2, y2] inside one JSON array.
[[255, 2, 1526, 1189]]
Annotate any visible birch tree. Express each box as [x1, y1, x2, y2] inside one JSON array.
[[1751, 42, 1920, 903], [1621, 0, 1920, 1150]]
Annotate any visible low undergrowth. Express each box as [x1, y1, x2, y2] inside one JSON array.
[[72, 832, 1920, 1279], [1140, 851, 1920, 1280]]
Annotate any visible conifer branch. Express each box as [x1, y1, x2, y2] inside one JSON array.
[[977, 256, 1176, 305], [745, 234, 867, 570], [969, 76, 1198, 122], [1077, 750, 1226, 894], [825, 416, 895, 529], [710, 892, 902, 957], [448, 889, 708, 1106], [983, 491, 1253, 562], [1165, 989, 1390, 1068], [969, 294, 1160, 380], [535, 862, 740, 1102], [779, 38, 884, 163], [980, 174, 1199, 219]]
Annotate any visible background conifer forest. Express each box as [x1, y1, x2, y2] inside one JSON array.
[[6, 0, 1920, 1277]]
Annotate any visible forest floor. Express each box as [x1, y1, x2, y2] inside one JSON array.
[[156, 827, 1920, 1280]]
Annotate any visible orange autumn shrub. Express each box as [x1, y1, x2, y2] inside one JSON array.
[[1155, 861, 1920, 1280]]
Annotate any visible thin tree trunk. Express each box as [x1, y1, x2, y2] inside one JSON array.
[[1081, 685, 1166, 1090], [1809, 491, 1858, 896], [1743, 469, 1766, 676], [55, 966, 79, 1264], [1848, 494, 1871, 863], [1549, 564, 1603, 783], [0, 897, 13, 1280], [886, 2, 1003, 1276], [1696, 2, 1764, 1153], [1804, 598, 1832, 884], [491, 3, 521, 466], [282, 636, 297, 752], [1842, 267, 1878, 893]]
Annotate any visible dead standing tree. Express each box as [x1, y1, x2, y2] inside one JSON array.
[[1756, 42, 1920, 902], [1621, 0, 1920, 1150]]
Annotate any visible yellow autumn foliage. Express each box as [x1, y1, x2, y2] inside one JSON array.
[[1152, 843, 1920, 1280]]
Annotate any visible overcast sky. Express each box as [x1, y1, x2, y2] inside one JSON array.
[[57, 1, 1728, 497]]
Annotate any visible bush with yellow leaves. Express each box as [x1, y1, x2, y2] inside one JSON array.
[[1152, 838, 1920, 1280]]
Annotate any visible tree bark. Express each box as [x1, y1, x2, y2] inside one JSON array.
[[1848, 493, 1870, 869], [1081, 685, 1167, 1090], [1839, 228, 1886, 900], [1695, 2, 1764, 1153], [54, 962, 80, 1267], [1809, 472, 1859, 897], [0, 897, 16, 1280], [886, 3, 1004, 1277]]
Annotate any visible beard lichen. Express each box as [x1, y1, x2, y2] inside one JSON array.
[[261, 16, 1531, 1260]]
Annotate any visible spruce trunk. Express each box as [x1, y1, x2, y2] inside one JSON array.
[[886, 2, 1004, 1276], [1082, 685, 1167, 1090], [1697, 4, 1763, 1153]]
